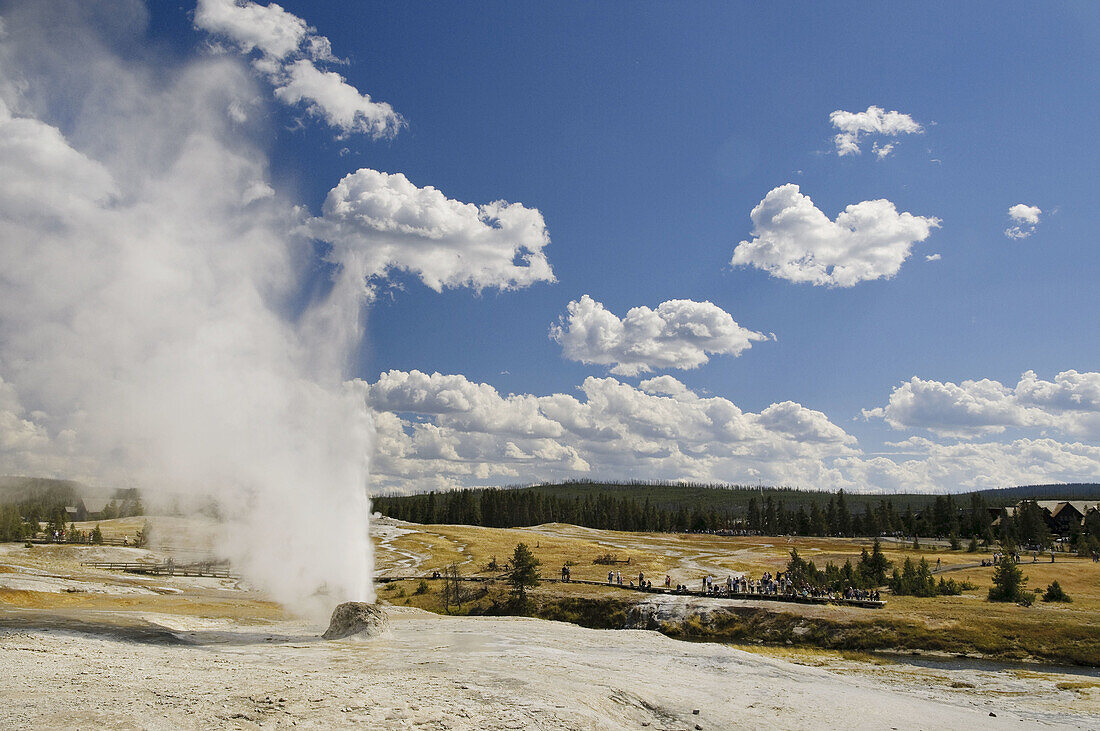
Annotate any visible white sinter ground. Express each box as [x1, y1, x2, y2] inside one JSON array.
[[1, 606, 1093, 730]]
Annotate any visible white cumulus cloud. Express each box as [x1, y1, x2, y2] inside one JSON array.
[[731, 184, 940, 287], [366, 370, 860, 493], [194, 0, 308, 59], [1005, 203, 1042, 239], [313, 169, 554, 293], [549, 295, 769, 376], [866, 370, 1100, 439], [837, 437, 1100, 494], [369, 369, 1100, 495], [830, 105, 922, 156], [194, 0, 402, 138], [271, 59, 401, 139]]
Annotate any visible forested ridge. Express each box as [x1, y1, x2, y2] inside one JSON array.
[[374, 480, 1100, 543]]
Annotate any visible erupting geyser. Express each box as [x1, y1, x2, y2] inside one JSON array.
[[0, 2, 377, 616]]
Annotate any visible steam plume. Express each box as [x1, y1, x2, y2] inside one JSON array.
[[0, 2, 375, 612]]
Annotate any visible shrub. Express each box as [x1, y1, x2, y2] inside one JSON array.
[[415, 579, 430, 595], [1042, 580, 1071, 603], [937, 578, 961, 595]]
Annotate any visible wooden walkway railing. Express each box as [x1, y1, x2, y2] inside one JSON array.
[[80, 561, 238, 579], [26, 537, 132, 547], [376, 574, 886, 609]]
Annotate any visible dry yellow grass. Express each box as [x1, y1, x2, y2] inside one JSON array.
[[374, 521, 1100, 664]]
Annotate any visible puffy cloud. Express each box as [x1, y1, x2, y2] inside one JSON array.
[[369, 368, 1100, 495], [866, 370, 1100, 439], [1016, 369, 1100, 415], [366, 369, 859, 493], [272, 59, 402, 139], [869, 377, 1033, 436], [0, 99, 118, 221], [731, 184, 940, 287], [837, 437, 1100, 494], [549, 295, 768, 376], [925, 253, 941, 262], [1005, 203, 1042, 239], [194, 0, 402, 137], [829, 105, 922, 156], [0, 376, 51, 459], [194, 0, 308, 60], [368, 370, 563, 438], [313, 169, 554, 293], [1008, 203, 1041, 225]]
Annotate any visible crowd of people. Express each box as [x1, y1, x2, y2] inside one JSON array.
[[594, 567, 881, 603], [981, 551, 1021, 567], [603, 570, 655, 589]]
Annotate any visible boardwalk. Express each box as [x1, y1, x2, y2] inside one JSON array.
[[80, 561, 238, 579], [377, 574, 886, 609]]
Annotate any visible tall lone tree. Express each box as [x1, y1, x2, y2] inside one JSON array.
[[508, 542, 541, 608], [988, 544, 1028, 603]]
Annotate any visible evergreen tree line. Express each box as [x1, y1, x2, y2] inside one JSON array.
[[0, 500, 135, 542], [375, 487, 1099, 546], [888, 556, 972, 597], [783, 541, 891, 591]]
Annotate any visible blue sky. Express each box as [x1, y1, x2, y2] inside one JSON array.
[[2, 1, 1099, 494], [250, 1, 1099, 406]]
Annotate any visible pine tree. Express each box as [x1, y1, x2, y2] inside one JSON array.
[[508, 542, 541, 608], [46, 509, 67, 541], [915, 558, 936, 597], [441, 562, 463, 612], [836, 490, 850, 536], [135, 520, 151, 548], [988, 544, 1027, 602], [869, 538, 891, 585]]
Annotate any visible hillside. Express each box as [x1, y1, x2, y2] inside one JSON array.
[[374, 480, 1100, 538], [380, 480, 1100, 515]]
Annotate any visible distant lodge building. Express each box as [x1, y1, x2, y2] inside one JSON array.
[[991, 500, 1100, 535], [62, 497, 127, 522]]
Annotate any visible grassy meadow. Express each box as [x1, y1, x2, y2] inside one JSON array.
[[3, 516, 1096, 664], [375, 521, 1100, 666]]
